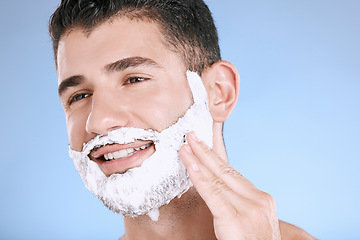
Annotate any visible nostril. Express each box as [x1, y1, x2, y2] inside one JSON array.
[[86, 115, 128, 136], [85, 95, 130, 135]]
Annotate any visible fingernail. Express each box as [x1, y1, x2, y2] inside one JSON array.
[[191, 162, 200, 172], [184, 144, 193, 154], [191, 131, 201, 142]]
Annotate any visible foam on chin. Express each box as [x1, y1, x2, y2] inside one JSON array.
[[69, 71, 213, 221]]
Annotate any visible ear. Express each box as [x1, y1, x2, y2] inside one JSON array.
[[202, 61, 240, 123]]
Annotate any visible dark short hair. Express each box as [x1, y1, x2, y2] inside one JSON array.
[[49, 0, 221, 74]]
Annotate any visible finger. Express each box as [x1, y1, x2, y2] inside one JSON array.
[[181, 140, 224, 187], [186, 131, 260, 197], [180, 144, 245, 219]]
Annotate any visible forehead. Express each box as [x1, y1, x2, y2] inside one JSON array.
[[56, 18, 178, 83]]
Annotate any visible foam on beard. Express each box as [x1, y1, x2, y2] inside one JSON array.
[[69, 71, 213, 221]]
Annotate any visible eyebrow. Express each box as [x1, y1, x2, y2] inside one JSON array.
[[104, 56, 162, 72], [58, 75, 84, 97], [58, 56, 161, 97]]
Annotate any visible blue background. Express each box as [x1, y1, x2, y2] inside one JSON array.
[[1, 0, 359, 239]]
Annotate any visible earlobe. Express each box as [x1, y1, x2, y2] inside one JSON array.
[[203, 61, 240, 122]]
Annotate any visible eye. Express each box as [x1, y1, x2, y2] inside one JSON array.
[[69, 92, 92, 105], [124, 76, 149, 85]]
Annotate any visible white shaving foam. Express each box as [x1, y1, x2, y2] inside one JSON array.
[[147, 208, 160, 222], [69, 71, 213, 220]]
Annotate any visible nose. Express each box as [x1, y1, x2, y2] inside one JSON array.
[[85, 91, 129, 135]]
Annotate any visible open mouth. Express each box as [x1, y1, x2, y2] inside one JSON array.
[[88, 141, 156, 176], [102, 143, 153, 161]]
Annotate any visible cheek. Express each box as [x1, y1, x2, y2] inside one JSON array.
[[66, 111, 89, 151], [164, 82, 193, 118], [130, 85, 192, 132], [127, 91, 166, 130]]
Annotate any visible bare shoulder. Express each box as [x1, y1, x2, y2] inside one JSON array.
[[279, 220, 317, 240], [117, 222, 315, 240]]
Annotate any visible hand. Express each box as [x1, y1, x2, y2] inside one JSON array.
[[180, 131, 281, 240]]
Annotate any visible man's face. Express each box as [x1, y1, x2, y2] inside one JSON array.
[[57, 18, 193, 176]]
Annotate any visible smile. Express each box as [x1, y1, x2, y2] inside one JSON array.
[[88, 141, 156, 176], [104, 143, 153, 161]]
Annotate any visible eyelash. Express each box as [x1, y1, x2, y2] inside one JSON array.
[[67, 76, 149, 105], [68, 92, 92, 105], [124, 76, 149, 84]]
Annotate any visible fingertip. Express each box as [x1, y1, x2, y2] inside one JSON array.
[[187, 131, 212, 155], [190, 131, 201, 142], [183, 144, 193, 154], [179, 144, 194, 163], [179, 144, 200, 173]]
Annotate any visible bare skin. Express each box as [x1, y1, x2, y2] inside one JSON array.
[[57, 17, 317, 240]]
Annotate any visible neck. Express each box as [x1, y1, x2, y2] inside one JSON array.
[[122, 188, 216, 240], [212, 122, 228, 162]]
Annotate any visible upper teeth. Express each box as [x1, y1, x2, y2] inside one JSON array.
[[103, 143, 152, 161]]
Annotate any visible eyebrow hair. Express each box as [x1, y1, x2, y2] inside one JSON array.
[[58, 57, 160, 97], [58, 75, 84, 97], [104, 56, 162, 72]]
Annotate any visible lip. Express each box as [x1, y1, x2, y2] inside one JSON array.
[[90, 141, 155, 176]]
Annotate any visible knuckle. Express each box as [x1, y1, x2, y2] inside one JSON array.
[[202, 145, 212, 155], [261, 191, 275, 206], [255, 191, 275, 209], [210, 185, 223, 198], [242, 193, 277, 221], [210, 176, 225, 188], [219, 164, 241, 176]]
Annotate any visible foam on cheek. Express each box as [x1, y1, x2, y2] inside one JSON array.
[[69, 71, 213, 221]]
